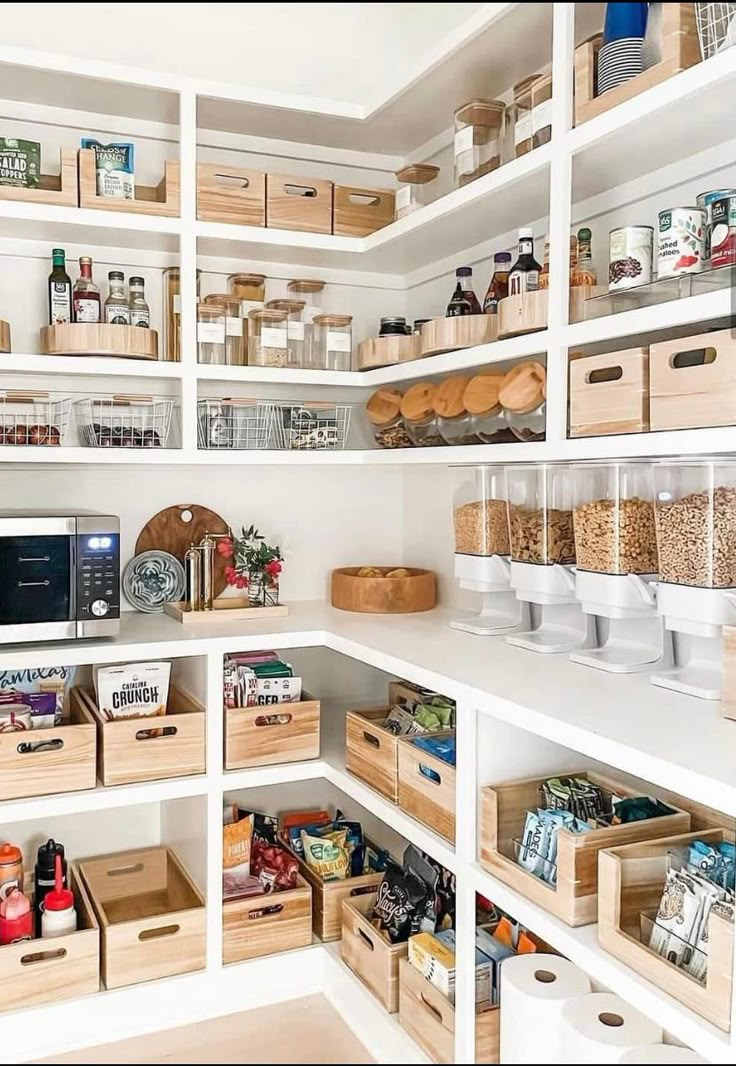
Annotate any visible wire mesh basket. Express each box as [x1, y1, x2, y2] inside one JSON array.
[[0, 390, 71, 446], [695, 2, 736, 58], [197, 398, 276, 450], [273, 401, 352, 451], [75, 395, 174, 448]]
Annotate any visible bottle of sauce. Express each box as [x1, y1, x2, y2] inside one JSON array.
[[41, 855, 77, 939], [447, 266, 481, 316], [0, 887, 33, 945], [508, 228, 542, 296], [34, 839, 66, 929], [482, 252, 511, 313], [538, 236, 551, 290], [72, 256, 101, 323], [48, 248, 72, 325], [129, 276, 150, 327], [105, 271, 130, 324], [0, 842, 23, 902], [446, 278, 471, 317], [572, 226, 597, 286]]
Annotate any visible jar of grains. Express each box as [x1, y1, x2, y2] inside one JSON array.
[[572, 462, 658, 575], [499, 361, 546, 441], [453, 465, 510, 557], [434, 375, 480, 445], [287, 279, 326, 368], [267, 299, 307, 367], [228, 273, 266, 363], [365, 388, 413, 449], [453, 99, 505, 188], [203, 294, 244, 365], [162, 267, 201, 362], [400, 382, 443, 447], [464, 373, 516, 444], [248, 308, 289, 367], [506, 75, 537, 159], [196, 303, 226, 365], [506, 464, 576, 565], [312, 313, 353, 371], [394, 164, 440, 220]]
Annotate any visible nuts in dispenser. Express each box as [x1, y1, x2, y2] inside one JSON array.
[[453, 499, 509, 557], [572, 463, 658, 576], [654, 462, 736, 588]]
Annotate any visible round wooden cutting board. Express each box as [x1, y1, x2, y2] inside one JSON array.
[[135, 504, 231, 598]]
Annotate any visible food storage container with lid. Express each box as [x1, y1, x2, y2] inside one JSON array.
[[453, 465, 510, 557], [196, 304, 226, 365], [162, 267, 201, 362], [506, 464, 576, 566], [312, 313, 353, 371], [499, 361, 546, 441], [463, 373, 514, 444], [400, 382, 442, 447], [228, 272, 266, 305], [287, 279, 326, 368], [365, 388, 412, 449], [434, 374, 479, 445], [248, 308, 289, 367], [394, 164, 440, 219], [531, 73, 552, 147], [572, 462, 658, 575], [267, 299, 307, 367], [203, 294, 244, 365], [453, 100, 505, 187], [505, 76, 537, 159]]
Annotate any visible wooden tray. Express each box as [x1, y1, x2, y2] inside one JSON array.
[[398, 731, 456, 843], [420, 315, 499, 358], [135, 503, 230, 597], [0, 695, 96, 801], [345, 707, 399, 803], [0, 149, 77, 208], [333, 185, 395, 237], [331, 567, 436, 614], [266, 173, 333, 234], [341, 893, 407, 1012], [196, 162, 266, 226], [223, 874, 312, 964], [357, 334, 420, 370], [165, 599, 289, 623], [649, 328, 736, 431], [78, 149, 180, 217], [225, 695, 320, 769], [569, 346, 649, 437], [39, 323, 159, 360]]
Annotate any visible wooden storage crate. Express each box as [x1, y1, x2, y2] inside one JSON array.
[[649, 329, 736, 431], [223, 873, 312, 964], [569, 346, 649, 437], [357, 334, 420, 370], [0, 866, 99, 1014], [420, 315, 499, 358], [341, 893, 407, 1012], [345, 707, 399, 803], [196, 162, 266, 226], [0, 320, 9, 353], [0, 696, 96, 801], [71, 683, 205, 787], [333, 185, 395, 237], [398, 731, 456, 844], [266, 173, 333, 234], [288, 843, 383, 942], [79, 846, 206, 990], [598, 828, 735, 1031], [78, 148, 180, 217], [225, 695, 320, 769], [724, 626, 736, 723], [0, 148, 77, 207], [480, 770, 691, 927], [40, 323, 159, 360]]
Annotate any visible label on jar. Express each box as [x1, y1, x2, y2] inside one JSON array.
[[226, 316, 243, 337], [327, 330, 351, 353], [396, 185, 413, 213], [514, 112, 532, 147], [453, 125, 475, 158], [105, 303, 130, 325], [130, 310, 150, 327], [261, 326, 287, 349], [240, 299, 264, 317], [532, 98, 552, 135], [288, 321, 305, 341], [657, 208, 705, 278], [172, 294, 181, 314], [711, 196, 736, 268], [74, 298, 100, 323], [197, 321, 225, 344]]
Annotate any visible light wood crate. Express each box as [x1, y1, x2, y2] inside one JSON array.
[[333, 185, 395, 237], [0, 866, 99, 1014], [598, 828, 735, 1031], [340, 893, 407, 1012], [39, 323, 159, 360], [196, 162, 266, 226], [0, 695, 96, 801], [568, 346, 649, 437], [345, 707, 399, 803], [498, 290, 548, 338], [0, 320, 9, 353], [266, 173, 333, 234], [649, 328, 736, 431], [79, 846, 206, 991], [398, 961, 500, 1063], [398, 731, 456, 844], [0, 149, 77, 207], [724, 627, 736, 723], [287, 843, 383, 942], [480, 770, 691, 927], [223, 873, 312, 964], [78, 149, 180, 217], [71, 683, 205, 787], [357, 334, 420, 370], [225, 696, 320, 769], [419, 315, 499, 358]]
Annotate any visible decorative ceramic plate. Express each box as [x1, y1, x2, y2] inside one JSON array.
[[123, 550, 186, 613]]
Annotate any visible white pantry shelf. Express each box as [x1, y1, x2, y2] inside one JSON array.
[[1, 352, 183, 378], [0, 199, 180, 252]]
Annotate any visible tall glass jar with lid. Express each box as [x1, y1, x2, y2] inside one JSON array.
[[434, 375, 479, 445], [228, 273, 266, 363], [394, 164, 440, 219], [400, 382, 443, 447], [162, 267, 201, 362], [287, 279, 325, 368], [365, 388, 413, 449], [572, 462, 658, 576], [312, 314, 353, 371], [203, 294, 244, 365], [196, 304, 226, 364], [266, 299, 306, 368], [453, 100, 505, 187], [248, 308, 289, 367]]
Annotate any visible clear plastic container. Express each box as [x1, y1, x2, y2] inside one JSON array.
[[572, 462, 658, 575], [506, 464, 576, 565], [464, 373, 515, 444], [203, 294, 244, 365], [394, 164, 440, 220], [266, 299, 306, 368], [365, 388, 413, 449], [312, 313, 353, 371], [453, 465, 510, 557], [196, 304, 226, 365], [162, 267, 201, 363], [453, 99, 505, 188], [288, 279, 325, 368], [499, 362, 547, 442], [434, 375, 479, 445], [653, 460, 736, 588], [400, 382, 443, 447], [248, 308, 289, 367]]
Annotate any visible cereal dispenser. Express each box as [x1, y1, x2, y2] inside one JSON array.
[[570, 462, 673, 673], [650, 459, 736, 699], [451, 465, 528, 635], [505, 464, 595, 653]]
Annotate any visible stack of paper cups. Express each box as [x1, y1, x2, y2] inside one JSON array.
[[620, 1048, 707, 1064], [500, 954, 591, 1063], [560, 993, 663, 1063]]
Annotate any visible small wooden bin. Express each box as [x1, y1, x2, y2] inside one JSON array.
[[79, 846, 206, 991], [40, 323, 159, 361], [498, 290, 548, 338], [398, 731, 456, 844], [71, 683, 206, 787], [0, 149, 77, 208], [724, 626, 736, 723], [225, 696, 320, 770], [649, 329, 736, 431], [0, 867, 99, 1014], [480, 770, 691, 927], [341, 893, 407, 1012], [420, 315, 499, 358], [0, 320, 9, 353], [357, 334, 420, 371], [0, 696, 96, 801], [569, 346, 649, 437], [291, 849, 383, 942], [345, 707, 399, 803], [598, 828, 735, 1031], [196, 162, 266, 226], [331, 567, 436, 614], [223, 873, 312, 964], [78, 149, 180, 217], [333, 185, 395, 237], [266, 173, 333, 234]]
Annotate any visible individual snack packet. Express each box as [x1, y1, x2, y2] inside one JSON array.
[[222, 813, 254, 901], [649, 868, 704, 969], [81, 138, 134, 199], [412, 733, 456, 767], [300, 829, 349, 881], [371, 861, 430, 943], [613, 796, 675, 823], [518, 810, 552, 881], [383, 705, 416, 736], [251, 839, 299, 893]]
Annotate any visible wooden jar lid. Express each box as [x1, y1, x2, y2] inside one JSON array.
[[513, 74, 542, 101], [228, 272, 266, 285], [197, 304, 224, 320], [395, 164, 440, 185], [463, 373, 504, 415], [248, 307, 288, 322], [434, 375, 471, 418], [401, 382, 437, 422], [499, 361, 546, 414], [204, 294, 241, 314], [366, 388, 403, 426], [266, 299, 306, 313], [454, 99, 505, 128], [288, 279, 325, 294], [313, 313, 352, 326]]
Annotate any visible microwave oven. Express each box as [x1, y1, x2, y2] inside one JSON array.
[[0, 511, 120, 643]]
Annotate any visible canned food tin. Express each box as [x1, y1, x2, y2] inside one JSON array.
[[710, 194, 736, 269], [657, 207, 706, 279], [696, 188, 736, 261], [0, 704, 31, 732], [608, 226, 653, 290]]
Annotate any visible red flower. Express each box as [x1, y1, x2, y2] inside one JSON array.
[[217, 538, 234, 558], [224, 565, 236, 578], [235, 575, 248, 590], [265, 560, 282, 576]]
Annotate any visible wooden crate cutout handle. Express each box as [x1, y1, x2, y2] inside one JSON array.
[[19, 946, 68, 967], [106, 860, 146, 878], [138, 923, 181, 941], [417, 760, 444, 787], [254, 712, 293, 728], [362, 729, 382, 749], [349, 884, 376, 899], [245, 901, 285, 920], [209, 171, 256, 191], [283, 183, 321, 199], [343, 191, 390, 211], [134, 725, 179, 741], [419, 990, 446, 1023], [584, 364, 624, 384], [16, 737, 64, 755], [357, 926, 376, 951], [666, 343, 718, 370]]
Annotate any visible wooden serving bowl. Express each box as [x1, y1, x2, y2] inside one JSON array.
[[331, 567, 436, 614]]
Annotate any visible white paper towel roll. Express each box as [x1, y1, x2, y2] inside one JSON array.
[[499, 953, 591, 1064], [620, 1047, 707, 1064], [560, 993, 663, 1063]]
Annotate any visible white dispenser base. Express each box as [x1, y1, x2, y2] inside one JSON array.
[[571, 570, 674, 674], [450, 553, 529, 636], [506, 561, 597, 654], [651, 583, 736, 700]]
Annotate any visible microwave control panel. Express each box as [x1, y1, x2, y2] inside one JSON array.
[[75, 532, 120, 621]]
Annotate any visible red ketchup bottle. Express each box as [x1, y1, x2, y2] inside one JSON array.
[[0, 886, 33, 944]]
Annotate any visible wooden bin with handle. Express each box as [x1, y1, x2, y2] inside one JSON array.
[[266, 173, 333, 234], [333, 185, 395, 237], [345, 707, 399, 803], [196, 162, 266, 226], [225, 695, 320, 769], [0, 694, 96, 801], [340, 893, 407, 1012], [0, 148, 77, 207], [649, 328, 736, 430], [398, 731, 456, 843], [223, 873, 312, 964], [568, 347, 649, 437]]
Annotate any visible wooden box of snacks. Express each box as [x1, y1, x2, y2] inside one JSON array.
[[0, 696, 96, 801], [225, 696, 320, 770], [223, 873, 313, 964], [598, 828, 734, 1031], [293, 851, 383, 942], [341, 893, 407, 1012], [398, 731, 456, 843], [70, 683, 205, 787], [345, 707, 399, 803], [480, 771, 691, 927]]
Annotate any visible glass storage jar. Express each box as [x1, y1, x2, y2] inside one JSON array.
[[196, 304, 226, 365], [400, 382, 443, 447], [203, 294, 244, 365], [394, 164, 440, 220], [463, 373, 515, 443], [499, 361, 546, 441], [365, 388, 412, 449], [453, 465, 510, 557], [652, 460, 736, 588], [434, 374, 479, 445], [162, 267, 201, 362], [505, 464, 576, 566], [228, 272, 266, 363], [572, 462, 658, 575], [288, 279, 325, 368], [531, 73, 552, 148], [505, 75, 537, 159], [267, 298, 307, 368], [248, 308, 289, 367], [453, 99, 505, 188], [312, 313, 353, 371]]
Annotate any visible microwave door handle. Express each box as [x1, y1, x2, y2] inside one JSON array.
[[70, 533, 77, 624], [18, 555, 51, 563], [17, 580, 50, 587]]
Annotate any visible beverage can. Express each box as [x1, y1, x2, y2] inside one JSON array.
[[608, 226, 653, 290], [657, 207, 706, 278]]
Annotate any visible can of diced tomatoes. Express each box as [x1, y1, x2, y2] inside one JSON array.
[[657, 207, 706, 278]]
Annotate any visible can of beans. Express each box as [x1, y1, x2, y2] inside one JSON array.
[[608, 226, 653, 290], [696, 188, 736, 261], [657, 207, 706, 278], [710, 194, 736, 268]]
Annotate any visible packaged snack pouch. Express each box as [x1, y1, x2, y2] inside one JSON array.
[[81, 138, 134, 199], [301, 829, 349, 882], [371, 861, 430, 943]]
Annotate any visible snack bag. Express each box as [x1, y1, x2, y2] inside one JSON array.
[[371, 861, 429, 943], [301, 829, 349, 882], [222, 813, 255, 901], [251, 839, 299, 892], [81, 138, 135, 199], [94, 661, 170, 721]]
